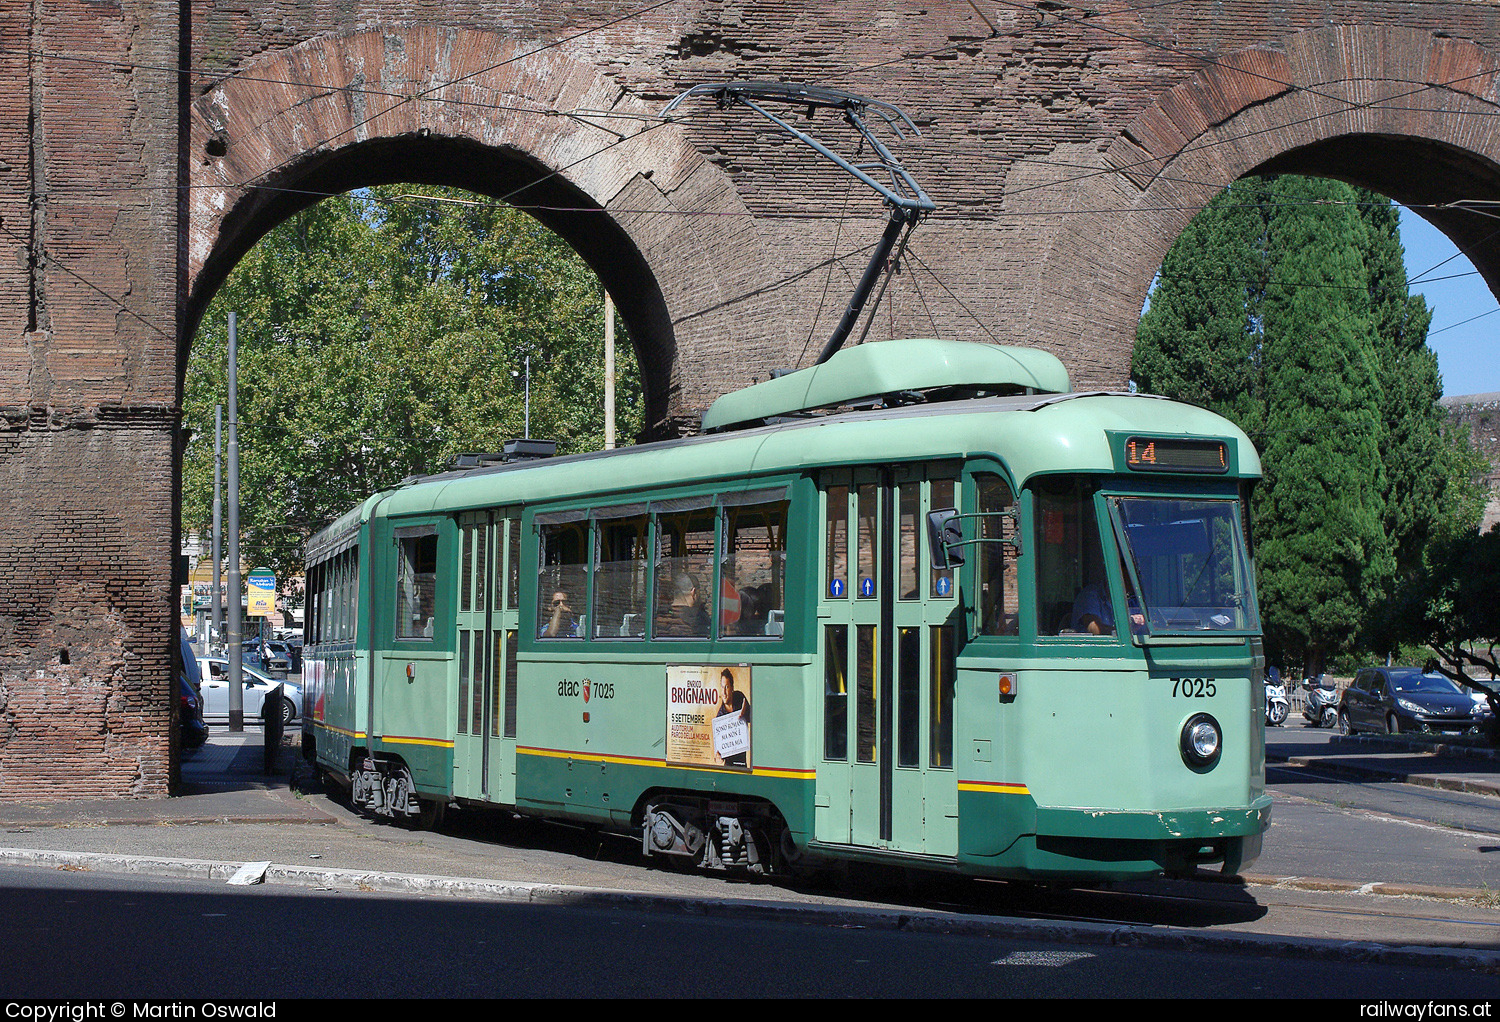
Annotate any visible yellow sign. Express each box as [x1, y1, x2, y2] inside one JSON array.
[[247, 569, 276, 617]]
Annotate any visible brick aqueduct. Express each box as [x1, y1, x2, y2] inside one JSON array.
[[3, 1, 1500, 797]]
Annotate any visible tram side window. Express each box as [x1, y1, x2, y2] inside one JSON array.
[[395, 530, 438, 640], [594, 513, 650, 638], [825, 485, 849, 600], [337, 550, 356, 641], [654, 508, 715, 638], [721, 500, 788, 637], [976, 474, 1019, 636], [326, 556, 339, 643], [1034, 477, 1109, 636], [538, 520, 588, 638]]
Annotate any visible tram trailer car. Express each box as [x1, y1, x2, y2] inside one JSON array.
[[302, 339, 1270, 881]]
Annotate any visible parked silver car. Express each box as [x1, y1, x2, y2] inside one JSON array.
[[197, 657, 301, 724]]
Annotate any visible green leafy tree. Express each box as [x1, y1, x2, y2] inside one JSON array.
[[1134, 176, 1482, 675], [182, 185, 642, 584], [1378, 525, 1500, 743]]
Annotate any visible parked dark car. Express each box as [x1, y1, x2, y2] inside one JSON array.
[[1339, 666, 1490, 736], [179, 676, 208, 749], [244, 638, 292, 677], [179, 627, 208, 750]]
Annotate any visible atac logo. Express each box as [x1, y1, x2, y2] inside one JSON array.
[[582, 678, 591, 703]]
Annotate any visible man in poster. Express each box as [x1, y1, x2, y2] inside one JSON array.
[[713, 667, 751, 767]]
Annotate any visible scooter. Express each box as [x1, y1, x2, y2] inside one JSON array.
[[1301, 674, 1340, 728], [1265, 678, 1289, 727]]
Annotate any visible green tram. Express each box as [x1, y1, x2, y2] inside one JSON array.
[[302, 338, 1270, 881]]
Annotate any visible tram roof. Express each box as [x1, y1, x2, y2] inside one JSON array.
[[700, 338, 1071, 433], [346, 389, 1259, 527]]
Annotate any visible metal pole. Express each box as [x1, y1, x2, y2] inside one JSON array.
[[211, 405, 222, 651], [524, 353, 531, 440], [227, 312, 244, 732], [604, 293, 616, 450]]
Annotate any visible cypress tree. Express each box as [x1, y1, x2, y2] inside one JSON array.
[[1133, 175, 1467, 674], [1253, 176, 1390, 674]]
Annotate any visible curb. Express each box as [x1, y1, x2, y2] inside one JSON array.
[[2, 846, 1495, 975], [1238, 872, 1496, 904]]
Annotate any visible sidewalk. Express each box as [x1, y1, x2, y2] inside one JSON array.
[[0, 728, 328, 830]]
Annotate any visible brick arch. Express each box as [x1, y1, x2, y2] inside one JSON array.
[[1021, 26, 1500, 386], [185, 25, 768, 434]]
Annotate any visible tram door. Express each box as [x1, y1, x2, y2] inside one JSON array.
[[816, 467, 960, 856], [453, 510, 522, 805]]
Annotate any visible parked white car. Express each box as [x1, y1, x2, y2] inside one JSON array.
[[197, 658, 301, 725]]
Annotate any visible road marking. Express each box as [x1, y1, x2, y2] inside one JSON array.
[[991, 950, 1096, 967]]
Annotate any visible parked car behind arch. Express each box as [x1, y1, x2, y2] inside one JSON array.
[[1339, 666, 1491, 735], [197, 658, 301, 725]]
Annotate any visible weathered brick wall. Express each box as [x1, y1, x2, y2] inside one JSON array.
[[0, 2, 182, 798], [5, 1, 1500, 797], [183, 3, 1500, 415]]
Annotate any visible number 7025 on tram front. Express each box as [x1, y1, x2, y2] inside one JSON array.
[[301, 337, 1270, 882]]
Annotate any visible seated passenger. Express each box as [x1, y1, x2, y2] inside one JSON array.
[[657, 573, 708, 636], [735, 586, 768, 636], [541, 590, 578, 638]]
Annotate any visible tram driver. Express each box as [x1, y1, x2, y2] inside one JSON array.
[[1071, 570, 1145, 636]]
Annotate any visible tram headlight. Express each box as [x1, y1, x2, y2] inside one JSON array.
[[1180, 713, 1222, 771]]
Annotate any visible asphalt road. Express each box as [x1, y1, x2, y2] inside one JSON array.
[[0, 721, 1496, 992], [2, 865, 1496, 998]]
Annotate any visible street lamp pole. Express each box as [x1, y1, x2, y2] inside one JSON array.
[[211, 405, 223, 651], [227, 312, 244, 732]]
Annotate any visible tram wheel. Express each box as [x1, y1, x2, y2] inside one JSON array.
[[416, 797, 446, 831]]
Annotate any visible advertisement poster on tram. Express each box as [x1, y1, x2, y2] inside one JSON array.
[[666, 665, 752, 769]]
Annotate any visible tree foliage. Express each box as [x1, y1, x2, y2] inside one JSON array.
[[1134, 176, 1485, 674], [182, 185, 642, 585], [1377, 524, 1500, 742]]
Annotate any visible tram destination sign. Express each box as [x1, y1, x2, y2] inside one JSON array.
[[1119, 435, 1229, 474]]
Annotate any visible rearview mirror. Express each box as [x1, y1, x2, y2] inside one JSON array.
[[927, 508, 965, 569]]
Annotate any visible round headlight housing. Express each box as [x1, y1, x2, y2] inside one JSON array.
[[1180, 713, 1222, 771]]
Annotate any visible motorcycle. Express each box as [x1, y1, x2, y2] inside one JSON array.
[[1301, 674, 1340, 729], [1265, 678, 1289, 727]]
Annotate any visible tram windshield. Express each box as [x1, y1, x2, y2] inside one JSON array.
[[1107, 497, 1259, 635]]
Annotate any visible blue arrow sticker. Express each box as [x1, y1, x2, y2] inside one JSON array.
[[829, 578, 846, 598], [859, 577, 875, 598], [935, 575, 952, 597]]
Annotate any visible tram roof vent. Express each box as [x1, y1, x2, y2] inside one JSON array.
[[451, 439, 558, 470], [701, 338, 1071, 433]]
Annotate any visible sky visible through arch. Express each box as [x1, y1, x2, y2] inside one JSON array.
[[1399, 206, 1500, 399]]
